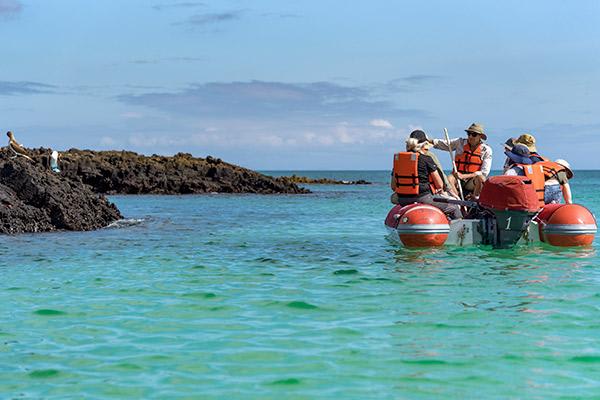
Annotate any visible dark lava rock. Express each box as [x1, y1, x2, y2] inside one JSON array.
[[281, 174, 372, 185], [31, 149, 309, 195], [0, 152, 122, 234]]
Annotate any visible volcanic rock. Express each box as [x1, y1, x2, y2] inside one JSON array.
[[281, 174, 372, 185], [0, 152, 122, 234], [31, 149, 309, 195]]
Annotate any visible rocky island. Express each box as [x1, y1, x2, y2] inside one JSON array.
[[0, 147, 309, 234], [0, 148, 309, 234], [0, 153, 121, 234], [31, 149, 309, 195]]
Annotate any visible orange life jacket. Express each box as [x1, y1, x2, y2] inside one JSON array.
[[455, 143, 483, 173], [519, 163, 545, 207], [393, 152, 437, 196], [537, 160, 567, 181]]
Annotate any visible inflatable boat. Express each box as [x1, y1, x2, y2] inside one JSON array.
[[385, 175, 597, 248]]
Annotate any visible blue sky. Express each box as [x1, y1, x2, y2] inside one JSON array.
[[1, 0, 599, 169]]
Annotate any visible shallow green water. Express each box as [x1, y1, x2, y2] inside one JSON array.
[[1, 171, 599, 399]]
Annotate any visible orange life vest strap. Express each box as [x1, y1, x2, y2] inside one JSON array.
[[530, 152, 548, 162]]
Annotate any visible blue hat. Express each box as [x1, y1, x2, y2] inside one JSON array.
[[504, 143, 532, 165]]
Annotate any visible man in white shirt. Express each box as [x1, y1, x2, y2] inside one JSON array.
[[429, 123, 492, 199]]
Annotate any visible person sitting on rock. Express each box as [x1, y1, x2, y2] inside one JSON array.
[[6, 131, 33, 161]]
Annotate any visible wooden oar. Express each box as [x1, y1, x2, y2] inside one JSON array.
[[444, 128, 464, 201]]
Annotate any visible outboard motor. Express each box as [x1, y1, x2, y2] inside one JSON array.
[[478, 176, 541, 248], [535, 203, 597, 247], [385, 203, 450, 247]]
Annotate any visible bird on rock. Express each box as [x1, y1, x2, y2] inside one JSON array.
[[6, 131, 33, 161]]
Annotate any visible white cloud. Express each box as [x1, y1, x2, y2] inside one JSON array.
[[128, 134, 186, 147], [257, 134, 284, 146], [100, 136, 117, 146], [369, 119, 393, 129], [334, 123, 357, 144], [303, 132, 317, 142], [317, 135, 335, 146], [120, 122, 416, 151]]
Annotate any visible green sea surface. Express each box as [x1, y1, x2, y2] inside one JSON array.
[[1, 171, 599, 399]]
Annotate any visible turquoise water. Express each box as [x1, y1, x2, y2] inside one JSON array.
[[2, 171, 599, 399]]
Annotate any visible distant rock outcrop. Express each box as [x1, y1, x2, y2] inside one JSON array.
[[30, 149, 309, 195], [281, 174, 372, 185], [0, 152, 122, 234]]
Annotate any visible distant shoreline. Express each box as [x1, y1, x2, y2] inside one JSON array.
[[279, 174, 371, 185]]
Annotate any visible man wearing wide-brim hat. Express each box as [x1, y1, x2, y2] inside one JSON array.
[[429, 123, 493, 199]]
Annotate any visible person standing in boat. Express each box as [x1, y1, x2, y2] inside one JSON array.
[[513, 133, 574, 204], [428, 123, 492, 199], [390, 137, 462, 219]]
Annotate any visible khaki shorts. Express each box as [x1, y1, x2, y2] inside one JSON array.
[[461, 177, 477, 193]]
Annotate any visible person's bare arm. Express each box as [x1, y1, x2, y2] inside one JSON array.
[[430, 170, 444, 192], [561, 183, 572, 204]]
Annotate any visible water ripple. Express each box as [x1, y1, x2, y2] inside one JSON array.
[[1, 173, 600, 398]]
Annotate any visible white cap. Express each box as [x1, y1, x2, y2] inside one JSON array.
[[555, 159, 573, 179]]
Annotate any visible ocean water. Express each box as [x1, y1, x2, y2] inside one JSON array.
[[2, 170, 599, 399]]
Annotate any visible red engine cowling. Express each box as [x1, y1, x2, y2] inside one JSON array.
[[385, 203, 449, 247], [478, 176, 540, 248], [535, 204, 597, 247]]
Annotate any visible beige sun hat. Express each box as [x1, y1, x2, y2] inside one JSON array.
[[465, 123, 487, 140], [516, 133, 536, 152], [555, 159, 573, 179]]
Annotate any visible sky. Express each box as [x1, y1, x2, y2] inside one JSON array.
[[1, 0, 599, 170]]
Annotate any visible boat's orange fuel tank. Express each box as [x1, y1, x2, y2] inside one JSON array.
[[535, 204, 597, 247], [385, 204, 449, 247]]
